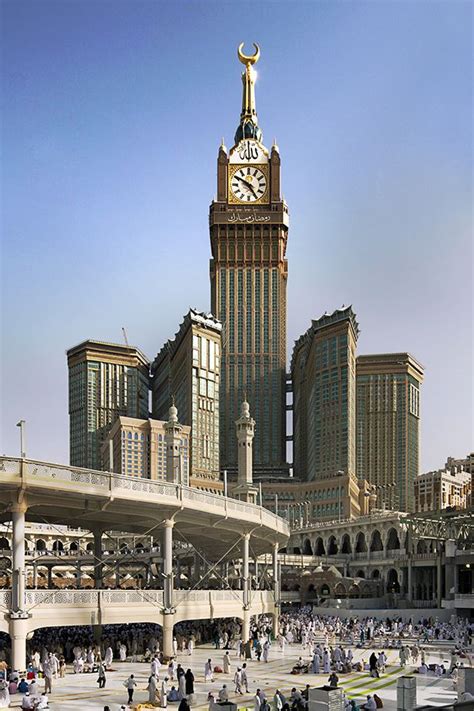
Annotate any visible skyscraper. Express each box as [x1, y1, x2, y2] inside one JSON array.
[[291, 307, 359, 481], [356, 353, 424, 512], [151, 309, 221, 482], [67, 340, 150, 469], [209, 44, 289, 475]]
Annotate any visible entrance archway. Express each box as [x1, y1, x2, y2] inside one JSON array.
[[387, 568, 400, 593]]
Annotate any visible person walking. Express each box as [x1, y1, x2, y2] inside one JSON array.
[[234, 667, 243, 694], [274, 690, 283, 711], [177, 666, 186, 700], [369, 652, 379, 678], [161, 676, 169, 709], [147, 673, 159, 704], [185, 668, 195, 704], [241, 662, 249, 693], [204, 658, 214, 683], [43, 656, 53, 695], [254, 690, 262, 711], [97, 662, 106, 689], [124, 674, 137, 705], [223, 650, 231, 674]]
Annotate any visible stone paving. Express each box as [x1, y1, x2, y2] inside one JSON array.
[[6, 642, 460, 710]]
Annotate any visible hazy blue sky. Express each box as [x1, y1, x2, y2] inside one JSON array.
[[1, 0, 472, 471]]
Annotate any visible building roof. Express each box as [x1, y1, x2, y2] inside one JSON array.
[[151, 308, 222, 372], [66, 339, 150, 367], [356, 352, 424, 381], [290, 305, 359, 372]]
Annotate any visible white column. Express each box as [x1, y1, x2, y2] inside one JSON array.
[[10, 616, 28, 672], [162, 613, 174, 659], [162, 520, 175, 659], [12, 505, 26, 611], [10, 504, 29, 672], [242, 533, 250, 609], [242, 609, 250, 644], [272, 542, 280, 637], [162, 520, 174, 610]]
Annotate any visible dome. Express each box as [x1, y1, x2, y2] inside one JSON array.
[[234, 119, 263, 145], [168, 402, 178, 423], [241, 400, 250, 418]]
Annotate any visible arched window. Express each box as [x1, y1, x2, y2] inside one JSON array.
[[355, 532, 367, 553], [386, 528, 401, 550], [341, 534, 351, 554], [370, 530, 383, 552], [315, 537, 325, 556]]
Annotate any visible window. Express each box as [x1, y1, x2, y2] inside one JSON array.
[[200, 338, 208, 369]]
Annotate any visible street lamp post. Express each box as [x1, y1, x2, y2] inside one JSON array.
[[16, 420, 26, 459]]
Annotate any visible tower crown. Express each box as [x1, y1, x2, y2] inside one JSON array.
[[234, 42, 263, 145]]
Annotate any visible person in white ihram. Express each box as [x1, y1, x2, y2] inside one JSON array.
[[204, 658, 213, 683], [161, 676, 169, 709], [104, 646, 113, 668]]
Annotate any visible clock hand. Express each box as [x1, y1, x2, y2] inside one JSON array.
[[237, 176, 258, 199]]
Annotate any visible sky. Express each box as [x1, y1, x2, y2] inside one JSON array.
[[1, 0, 472, 471]]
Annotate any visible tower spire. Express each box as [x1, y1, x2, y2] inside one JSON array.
[[235, 42, 263, 145]]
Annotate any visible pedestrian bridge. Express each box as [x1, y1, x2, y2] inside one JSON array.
[[0, 458, 289, 557], [0, 588, 276, 635]]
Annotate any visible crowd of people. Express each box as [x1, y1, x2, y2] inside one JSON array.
[[0, 609, 471, 709]]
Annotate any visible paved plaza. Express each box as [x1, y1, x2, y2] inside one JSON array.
[[6, 641, 461, 710]]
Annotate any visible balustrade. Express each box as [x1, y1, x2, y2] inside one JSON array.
[[0, 458, 289, 537]]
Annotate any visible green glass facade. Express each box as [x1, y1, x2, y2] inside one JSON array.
[[67, 341, 150, 470], [292, 307, 359, 481], [212, 238, 287, 473], [355, 354, 423, 512]]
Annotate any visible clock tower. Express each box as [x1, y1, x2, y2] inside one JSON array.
[[210, 44, 289, 476]]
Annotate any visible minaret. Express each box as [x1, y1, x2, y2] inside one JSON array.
[[165, 399, 185, 485], [232, 399, 259, 504]]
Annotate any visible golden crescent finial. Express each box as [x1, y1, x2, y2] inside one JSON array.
[[238, 42, 260, 66]]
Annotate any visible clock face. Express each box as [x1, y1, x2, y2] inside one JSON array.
[[230, 166, 268, 203]]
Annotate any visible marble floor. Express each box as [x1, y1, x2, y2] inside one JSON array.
[[6, 642, 461, 710]]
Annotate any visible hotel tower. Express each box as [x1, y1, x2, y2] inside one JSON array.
[[209, 44, 289, 475]]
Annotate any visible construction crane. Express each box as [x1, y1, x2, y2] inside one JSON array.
[[122, 327, 129, 347]]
